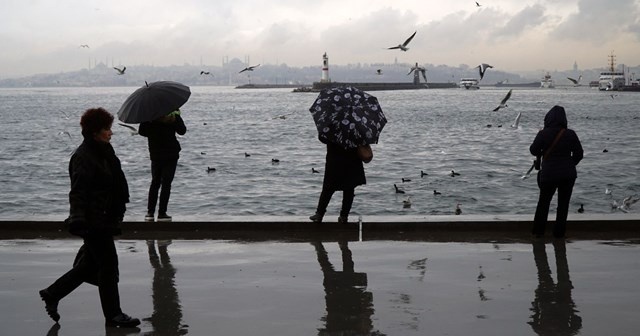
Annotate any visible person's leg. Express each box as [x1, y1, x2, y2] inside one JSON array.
[[553, 179, 575, 238], [40, 243, 94, 322], [84, 235, 122, 319], [311, 187, 335, 222], [158, 159, 178, 215], [339, 188, 355, 222], [147, 160, 163, 216], [533, 180, 557, 236]]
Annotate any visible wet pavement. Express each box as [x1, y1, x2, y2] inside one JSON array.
[[1, 235, 640, 336]]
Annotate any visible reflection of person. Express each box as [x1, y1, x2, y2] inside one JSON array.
[[529, 240, 582, 335], [147, 240, 188, 335], [39, 108, 140, 328], [530, 106, 583, 238], [310, 143, 366, 224], [311, 240, 384, 335], [139, 110, 187, 222]]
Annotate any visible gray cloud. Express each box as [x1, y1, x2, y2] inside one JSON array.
[[491, 4, 548, 39], [551, 0, 640, 43]]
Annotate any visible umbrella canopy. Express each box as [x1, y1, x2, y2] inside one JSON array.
[[117, 81, 191, 123], [309, 86, 387, 149]]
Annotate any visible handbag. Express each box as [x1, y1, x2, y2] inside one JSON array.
[[357, 144, 373, 163], [534, 129, 565, 170]]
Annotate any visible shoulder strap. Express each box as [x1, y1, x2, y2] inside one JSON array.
[[543, 129, 566, 160]]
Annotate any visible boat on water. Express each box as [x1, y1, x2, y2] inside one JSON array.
[[494, 79, 539, 88], [599, 53, 626, 91], [459, 78, 480, 90], [540, 73, 555, 88]]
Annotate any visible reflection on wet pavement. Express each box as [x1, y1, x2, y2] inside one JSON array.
[[2, 238, 640, 335], [529, 240, 582, 335]]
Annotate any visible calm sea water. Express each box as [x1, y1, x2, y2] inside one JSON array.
[[1, 86, 638, 220]]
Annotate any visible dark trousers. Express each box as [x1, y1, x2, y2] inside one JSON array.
[[533, 178, 575, 238], [44, 234, 122, 319], [316, 187, 355, 218], [148, 159, 178, 214]]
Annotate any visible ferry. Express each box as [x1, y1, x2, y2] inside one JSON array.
[[540, 73, 555, 88], [459, 78, 480, 90], [598, 53, 626, 91]]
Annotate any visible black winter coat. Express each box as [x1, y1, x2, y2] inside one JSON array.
[[529, 106, 583, 184], [322, 143, 366, 190], [139, 115, 187, 161], [67, 138, 129, 236]]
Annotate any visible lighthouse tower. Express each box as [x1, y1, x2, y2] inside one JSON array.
[[321, 52, 330, 83]]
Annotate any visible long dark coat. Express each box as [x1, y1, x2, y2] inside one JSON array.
[[67, 138, 129, 236], [322, 143, 366, 190], [139, 115, 187, 161], [529, 106, 583, 184]]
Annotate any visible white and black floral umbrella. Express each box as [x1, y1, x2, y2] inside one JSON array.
[[309, 86, 387, 149]]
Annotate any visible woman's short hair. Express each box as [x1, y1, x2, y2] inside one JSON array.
[[80, 107, 114, 137]]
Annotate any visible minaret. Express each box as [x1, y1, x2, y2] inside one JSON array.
[[321, 52, 330, 83]]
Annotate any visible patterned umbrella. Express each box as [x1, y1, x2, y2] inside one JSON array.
[[309, 86, 387, 149]]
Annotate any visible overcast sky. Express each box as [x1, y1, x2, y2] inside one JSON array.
[[1, 0, 639, 77]]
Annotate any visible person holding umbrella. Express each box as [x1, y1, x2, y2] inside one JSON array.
[[39, 107, 140, 328], [309, 87, 387, 224], [139, 110, 187, 222], [117, 81, 191, 222]]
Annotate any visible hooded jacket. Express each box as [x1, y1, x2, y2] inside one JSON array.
[[529, 105, 583, 183], [139, 115, 187, 161]]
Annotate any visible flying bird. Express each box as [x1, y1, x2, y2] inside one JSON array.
[[113, 66, 126, 75], [476, 2, 482, 7], [376, 69, 383, 75], [407, 63, 427, 82], [79, 44, 90, 48], [387, 31, 417, 52], [492, 89, 513, 111], [567, 75, 582, 86], [476, 63, 493, 80], [117, 123, 138, 135], [200, 71, 211, 75], [510, 112, 522, 128], [239, 64, 260, 73]]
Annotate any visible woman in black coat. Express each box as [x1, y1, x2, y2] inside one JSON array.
[[39, 108, 140, 328], [310, 143, 366, 223], [530, 105, 583, 238], [139, 110, 187, 222]]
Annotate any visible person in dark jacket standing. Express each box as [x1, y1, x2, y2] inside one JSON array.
[[39, 107, 140, 328], [530, 105, 583, 238], [310, 143, 366, 223], [139, 110, 187, 222]]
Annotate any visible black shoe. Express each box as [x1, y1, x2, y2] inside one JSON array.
[[309, 213, 324, 223], [105, 313, 141, 328], [338, 216, 348, 224], [157, 213, 172, 222], [39, 289, 60, 322]]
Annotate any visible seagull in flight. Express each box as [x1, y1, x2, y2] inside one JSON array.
[[118, 123, 138, 135], [476, 63, 493, 80], [239, 64, 260, 73], [567, 75, 582, 86], [492, 89, 513, 111], [387, 31, 417, 52], [510, 112, 522, 128], [79, 44, 90, 48], [476, 2, 482, 7], [113, 66, 126, 75], [200, 71, 212, 75]]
